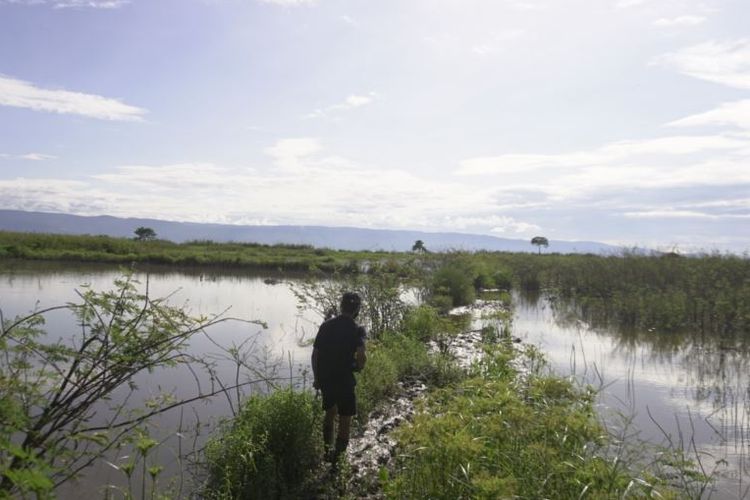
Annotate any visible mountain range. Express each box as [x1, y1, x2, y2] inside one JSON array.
[[0, 210, 620, 254]]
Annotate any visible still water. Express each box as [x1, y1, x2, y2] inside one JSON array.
[[513, 293, 750, 499], [0, 262, 320, 498], [3, 264, 749, 498]]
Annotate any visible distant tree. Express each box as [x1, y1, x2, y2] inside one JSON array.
[[530, 236, 549, 255], [412, 240, 427, 253], [134, 226, 156, 241]]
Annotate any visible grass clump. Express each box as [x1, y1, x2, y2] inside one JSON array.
[[384, 342, 678, 499], [202, 389, 323, 500], [355, 310, 464, 426]]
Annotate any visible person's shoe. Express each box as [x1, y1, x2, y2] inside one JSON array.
[[333, 437, 348, 463]]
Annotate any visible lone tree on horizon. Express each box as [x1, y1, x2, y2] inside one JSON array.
[[412, 239, 427, 253], [134, 226, 157, 241], [530, 236, 549, 254]]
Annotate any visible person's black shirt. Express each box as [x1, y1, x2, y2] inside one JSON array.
[[313, 315, 366, 388]]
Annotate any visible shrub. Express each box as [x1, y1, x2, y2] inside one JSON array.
[[492, 267, 513, 290], [431, 263, 475, 308], [385, 344, 676, 499], [355, 328, 463, 426], [355, 347, 399, 425], [0, 275, 225, 497], [401, 305, 443, 341], [202, 389, 322, 499]]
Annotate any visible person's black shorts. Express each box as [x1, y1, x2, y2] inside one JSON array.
[[320, 384, 356, 416]]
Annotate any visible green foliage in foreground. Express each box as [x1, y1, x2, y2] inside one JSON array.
[[202, 301, 464, 498], [385, 342, 679, 499], [202, 389, 323, 500], [0, 274, 223, 498], [355, 330, 463, 427]]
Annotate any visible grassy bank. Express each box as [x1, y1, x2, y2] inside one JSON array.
[[0, 231, 404, 273], [200, 304, 464, 498], [384, 340, 682, 499]]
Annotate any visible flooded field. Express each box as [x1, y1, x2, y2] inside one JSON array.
[[514, 293, 750, 499], [3, 262, 749, 498]]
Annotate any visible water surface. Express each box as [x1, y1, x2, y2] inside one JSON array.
[[1, 262, 319, 498], [513, 293, 750, 499]]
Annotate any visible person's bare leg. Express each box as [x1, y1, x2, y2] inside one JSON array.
[[337, 415, 351, 441], [323, 406, 337, 460], [334, 415, 352, 462]]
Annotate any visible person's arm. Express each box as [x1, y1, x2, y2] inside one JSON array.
[[354, 345, 366, 372], [311, 347, 320, 389]]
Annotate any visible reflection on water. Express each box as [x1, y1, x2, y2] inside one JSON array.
[[513, 291, 750, 499], [0, 262, 320, 498]]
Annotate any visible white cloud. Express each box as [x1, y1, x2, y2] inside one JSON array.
[[452, 116, 750, 224], [305, 92, 376, 119], [92, 164, 241, 190], [1, 0, 129, 8], [264, 137, 323, 170], [0, 134, 747, 248], [54, 0, 128, 7], [668, 100, 750, 130], [256, 0, 315, 6], [457, 134, 746, 175], [471, 30, 526, 56], [655, 39, 750, 90], [0, 139, 540, 235], [435, 214, 540, 234], [653, 15, 706, 27], [616, 0, 648, 8], [0, 76, 147, 121], [339, 15, 357, 26], [0, 178, 116, 215], [623, 210, 750, 219], [0, 152, 56, 160]]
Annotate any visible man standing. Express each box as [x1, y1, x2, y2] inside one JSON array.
[[311, 292, 367, 464]]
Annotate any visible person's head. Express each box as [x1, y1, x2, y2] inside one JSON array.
[[340, 292, 361, 318]]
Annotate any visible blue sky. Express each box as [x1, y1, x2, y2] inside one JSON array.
[[1, 0, 749, 251]]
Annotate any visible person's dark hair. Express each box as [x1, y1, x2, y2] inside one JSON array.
[[340, 292, 361, 317]]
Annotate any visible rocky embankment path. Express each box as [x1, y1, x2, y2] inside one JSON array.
[[346, 299, 512, 497]]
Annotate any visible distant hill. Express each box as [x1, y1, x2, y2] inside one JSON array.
[[0, 210, 619, 254]]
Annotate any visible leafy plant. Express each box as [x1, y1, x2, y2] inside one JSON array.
[[201, 389, 323, 499], [0, 273, 232, 496], [292, 267, 408, 339], [385, 342, 678, 499]]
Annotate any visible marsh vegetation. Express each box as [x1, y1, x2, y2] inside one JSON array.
[[1, 237, 749, 498]]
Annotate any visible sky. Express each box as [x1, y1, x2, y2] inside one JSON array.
[[0, 0, 749, 252]]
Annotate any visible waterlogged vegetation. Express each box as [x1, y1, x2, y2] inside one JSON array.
[[2, 236, 749, 497], [200, 308, 465, 498], [386, 342, 679, 499], [472, 251, 750, 343], [0, 231, 403, 272]]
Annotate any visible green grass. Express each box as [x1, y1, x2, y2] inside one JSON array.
[[384, 341, 681, 499], [438, 250, 750, 343], [0, 231, 410, 273], [201, 303, 464, 497], [202, 389, 323, 500]]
